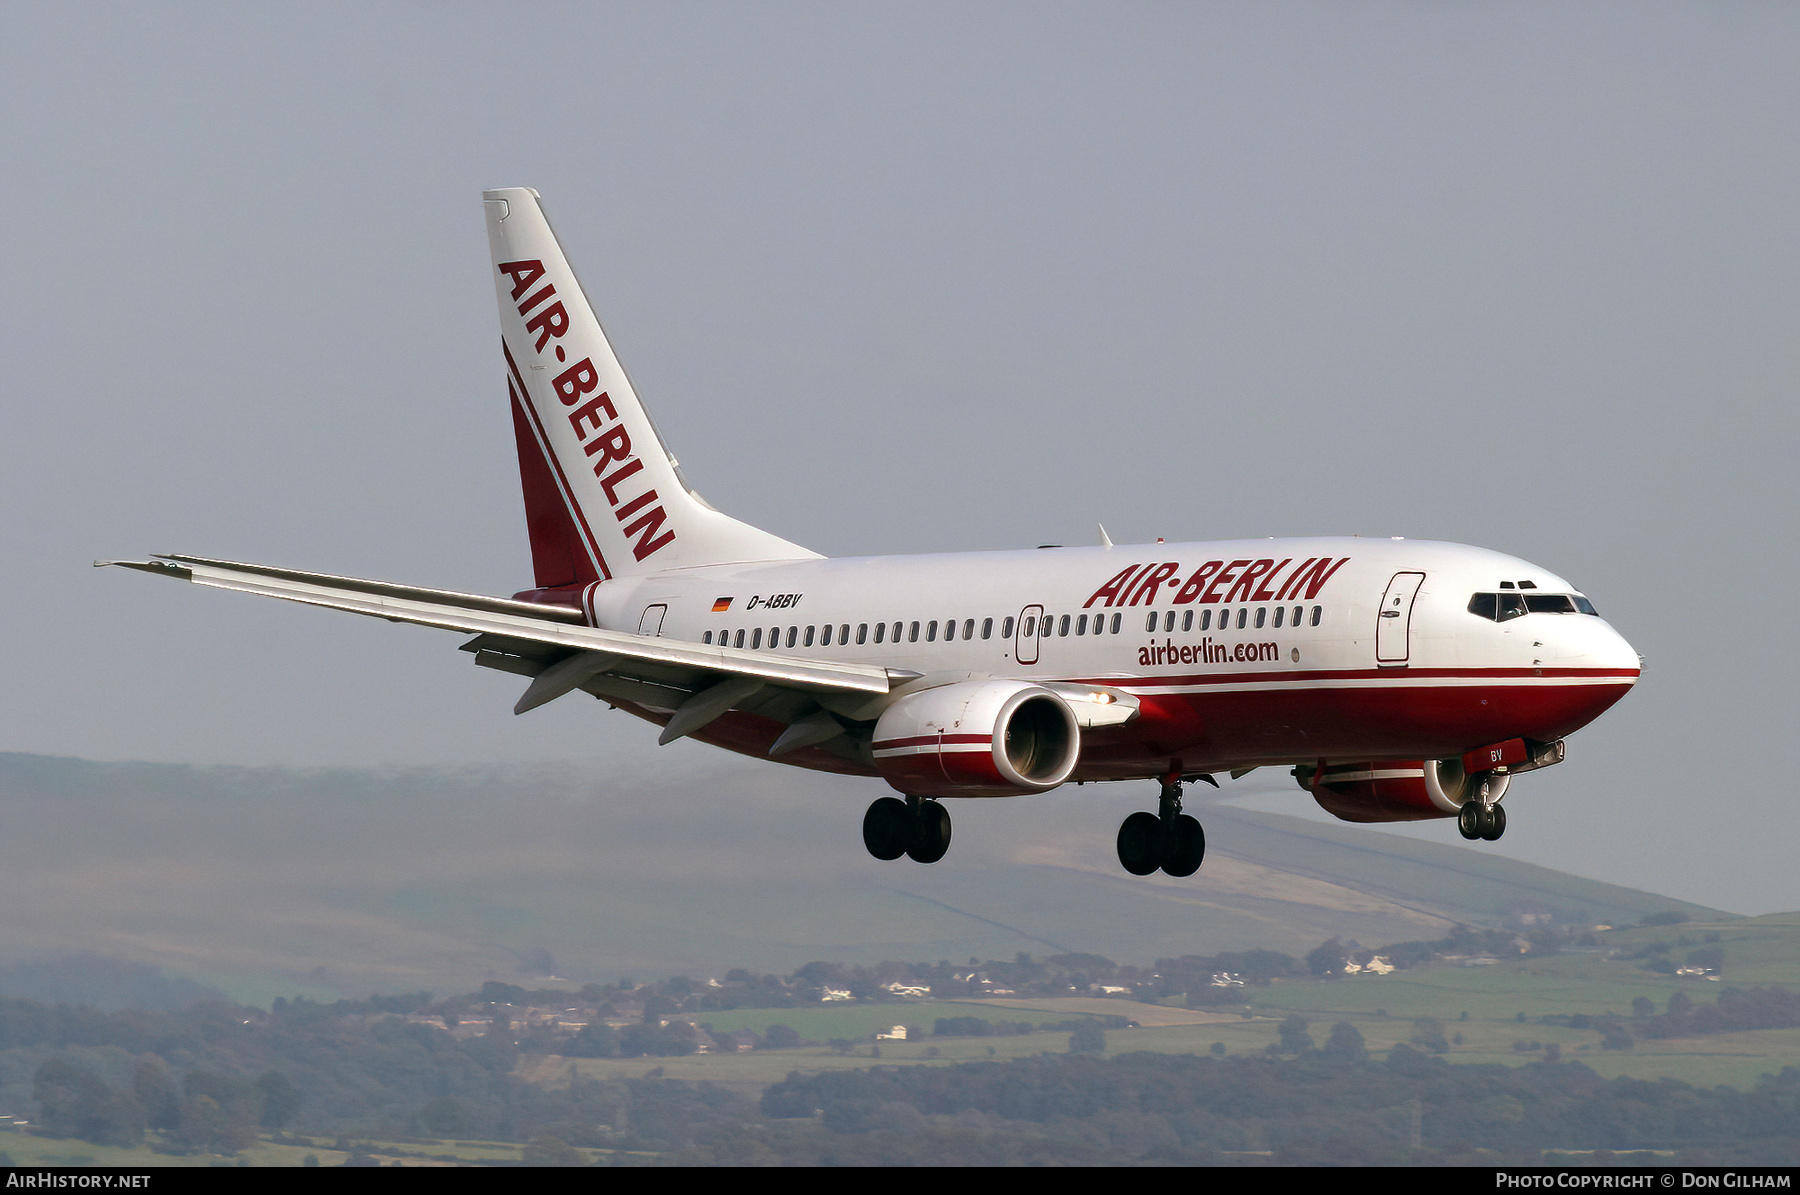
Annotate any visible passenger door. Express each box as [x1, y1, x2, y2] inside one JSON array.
[[1375, 572, 1425, 665]]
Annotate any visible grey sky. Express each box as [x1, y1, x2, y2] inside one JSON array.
[[3, 4, 1796, 915]]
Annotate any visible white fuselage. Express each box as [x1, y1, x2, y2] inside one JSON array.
[[582, 535, 1639, 780]]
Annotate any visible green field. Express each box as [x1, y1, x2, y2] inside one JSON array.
[[535, 912, 1800, 1094]]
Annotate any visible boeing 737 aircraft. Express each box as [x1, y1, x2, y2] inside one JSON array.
[[105, 188, 1640, 877]]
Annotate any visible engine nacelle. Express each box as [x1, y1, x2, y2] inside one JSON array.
[[872, 680, 1080, 798], [1298, 757, 1510, 824]]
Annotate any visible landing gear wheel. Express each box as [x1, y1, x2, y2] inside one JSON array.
[[906, 799, 952, 864], [1480, 802, 1506, 841], [862, 797, 910, 861], [1457, 802, 1483, 840], [1161, 813, 1205, 877], [1117, 811, 1161, 876]]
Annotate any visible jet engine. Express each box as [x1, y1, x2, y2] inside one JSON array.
[[1297, 756, 1510, 824], [872, 680, 1080, 798]]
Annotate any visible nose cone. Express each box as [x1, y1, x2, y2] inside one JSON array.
[[1541, 614, 1640, 733], [1554, 615, 1641, 676]]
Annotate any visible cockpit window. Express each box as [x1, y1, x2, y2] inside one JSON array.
[[1469, 591, 1597, 621]]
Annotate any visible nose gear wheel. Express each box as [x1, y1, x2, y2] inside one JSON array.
[[1457, 791, 1506, 841]]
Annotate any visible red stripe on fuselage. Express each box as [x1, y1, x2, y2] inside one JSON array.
[[1088, 665, 1640, 689], [873, 733, 991, 752], [589, 649, 1634, 790], [1076, 676, 1636, 777]]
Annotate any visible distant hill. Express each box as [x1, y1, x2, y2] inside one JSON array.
[[0, 953, 223, 1011], [0, 752, 1731, 1003]]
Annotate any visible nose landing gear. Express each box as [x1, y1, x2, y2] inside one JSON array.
[[1116, 776, 1205, 877], [1456, 772, 1507, 841], [862, 795, 953, 864]]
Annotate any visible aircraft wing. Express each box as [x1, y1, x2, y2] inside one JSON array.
[[99, 555, 898, 740]]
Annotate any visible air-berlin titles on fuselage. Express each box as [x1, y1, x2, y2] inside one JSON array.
[[1084, 556, 1348, 608], [499, 258, 676, 564]]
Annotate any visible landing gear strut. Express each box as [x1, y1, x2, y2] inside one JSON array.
[[1456, 772, 1507, 842], [862, 795, 952, 864], [1117, 776, 1205, 877]]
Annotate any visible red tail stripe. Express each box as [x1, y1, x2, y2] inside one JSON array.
[[504, 340, 612, 583]]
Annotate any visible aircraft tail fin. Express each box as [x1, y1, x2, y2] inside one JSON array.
[[482, 188, 817, 585]]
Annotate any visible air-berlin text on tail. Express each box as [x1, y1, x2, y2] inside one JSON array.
[[499, 259, 675, 563], [1085, 557, 1350, 609]]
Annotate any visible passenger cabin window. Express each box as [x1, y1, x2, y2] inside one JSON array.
[[1059, 614, 1071, 636], [1145, 612, 1157, 632], [1110, 613, 1122, 634], [909, 621, 920, 643], [926, 620, 937, 642], [1255, 607, 1267, 629], [1310, 606, 1322, 627], [982, 618, 993, 639], [1002, 616, 1015, 639]]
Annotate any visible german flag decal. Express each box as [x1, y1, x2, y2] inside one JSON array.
[[711, 597, 733, 612]]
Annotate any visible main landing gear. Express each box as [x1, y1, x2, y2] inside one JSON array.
[[1457, 771, 1507, 842], [863, 795, 952, 864], [1116, 776, 1205, 877]]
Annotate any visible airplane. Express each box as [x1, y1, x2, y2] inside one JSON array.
[[102, 187, 1641, 877]]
